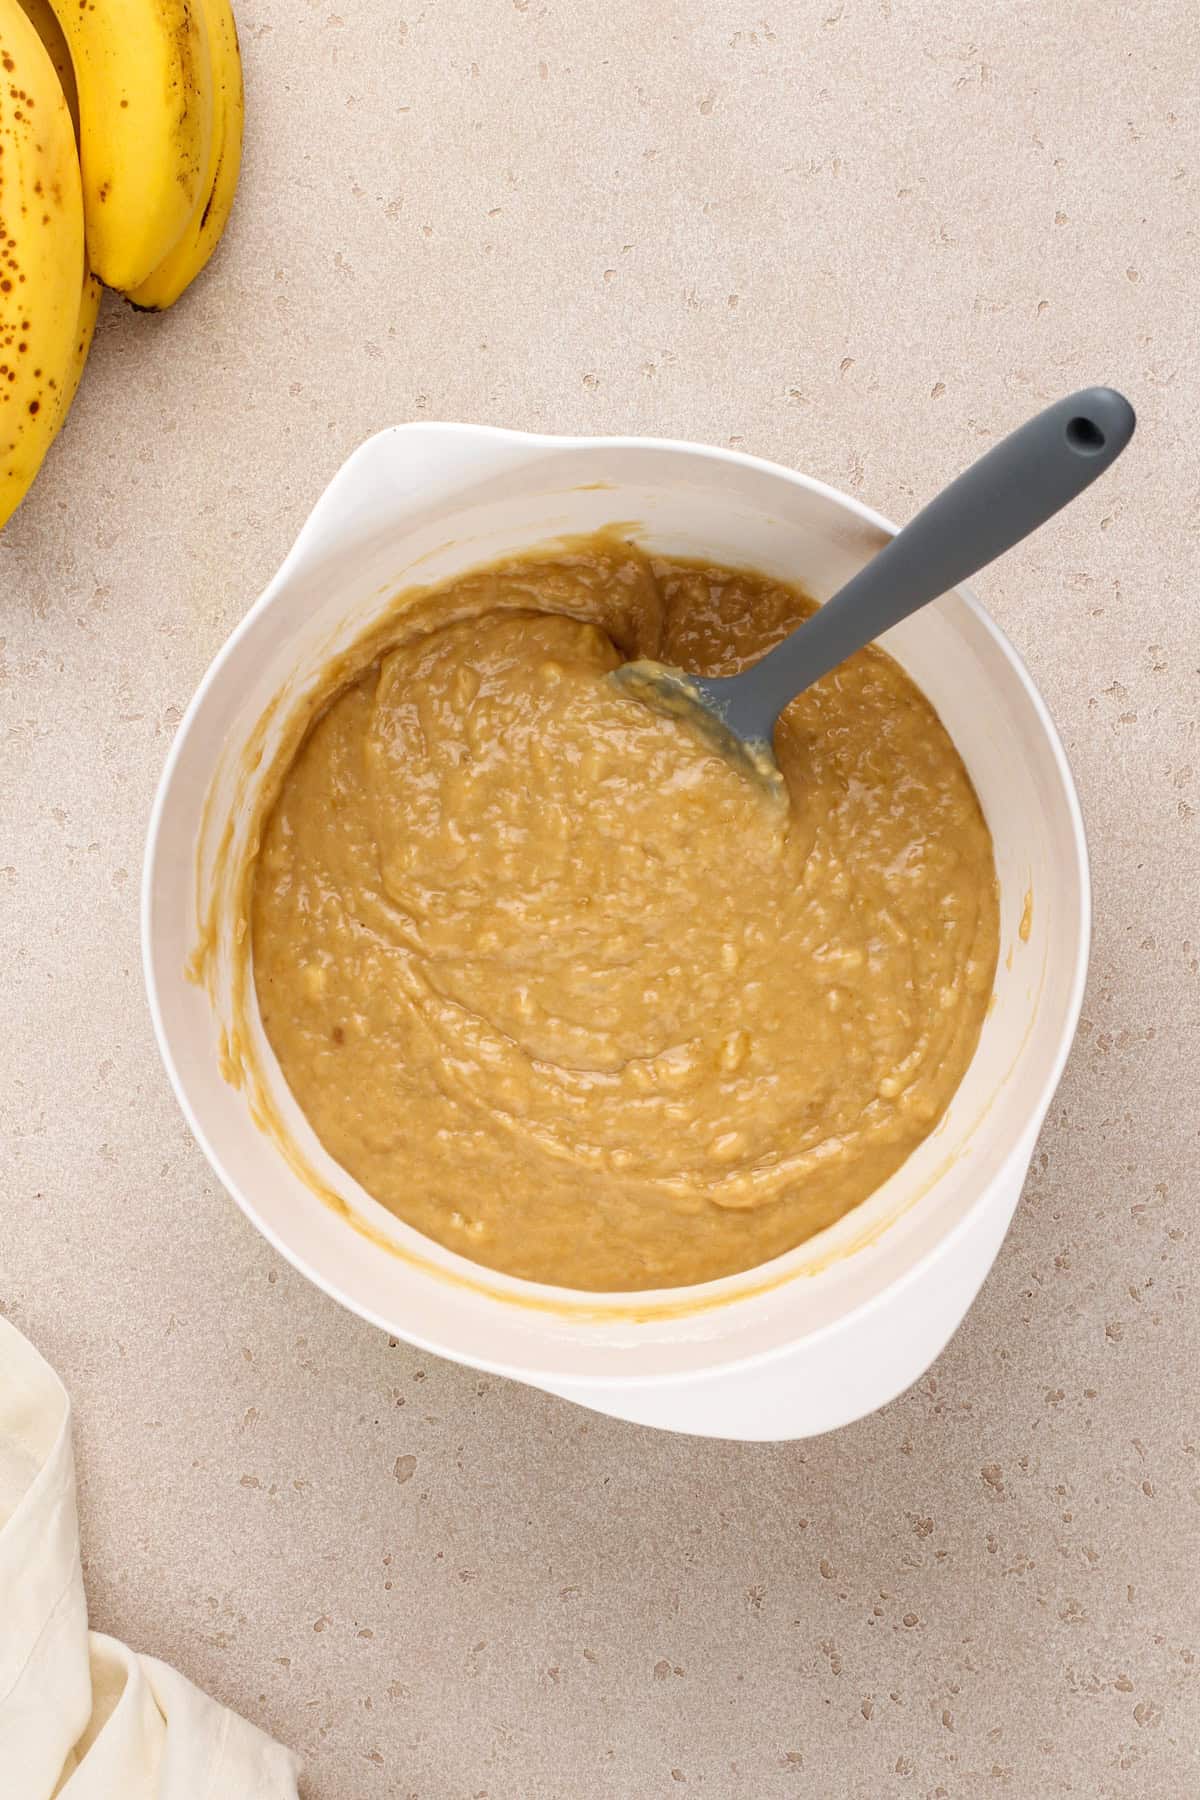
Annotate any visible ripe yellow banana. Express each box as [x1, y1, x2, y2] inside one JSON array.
[[0, 0, 86, 529], [128, 0, 243, 311], [45, 0, 214, 293], [12, 2, 101, 442], [57, 267, 102, 426], [15, 0, 78, 136]]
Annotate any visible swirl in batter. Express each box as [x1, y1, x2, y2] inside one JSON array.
[[251, 538, 998, 1290]]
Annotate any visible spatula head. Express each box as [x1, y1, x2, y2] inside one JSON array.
[[610, 659, 786, 804]]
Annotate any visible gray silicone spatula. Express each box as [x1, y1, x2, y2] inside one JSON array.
[[615, 387, 1135, 789]]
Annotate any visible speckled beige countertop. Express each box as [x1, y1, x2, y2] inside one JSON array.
[[2, 2, 1197, 1795]]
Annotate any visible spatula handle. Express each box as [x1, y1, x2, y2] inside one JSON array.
[[747, 387, 1135, 727]]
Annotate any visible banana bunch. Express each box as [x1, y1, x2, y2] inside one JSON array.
[[0, 0, 243, 528]]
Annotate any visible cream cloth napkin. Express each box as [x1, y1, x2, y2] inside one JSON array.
[[0, 1314, 301, 1798]]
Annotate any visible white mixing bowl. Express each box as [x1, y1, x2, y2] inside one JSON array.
[[142, 424, 1089, 1441]]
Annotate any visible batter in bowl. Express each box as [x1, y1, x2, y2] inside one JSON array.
[[250, 536, 999, 1291]]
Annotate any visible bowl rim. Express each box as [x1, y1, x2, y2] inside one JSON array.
[[141, 423, 1092, 1388]]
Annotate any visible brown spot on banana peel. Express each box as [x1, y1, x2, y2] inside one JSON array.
[[198, 150, 223, 232]]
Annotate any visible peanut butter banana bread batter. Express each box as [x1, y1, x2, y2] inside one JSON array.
[[250, 538, 998, 1290]]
